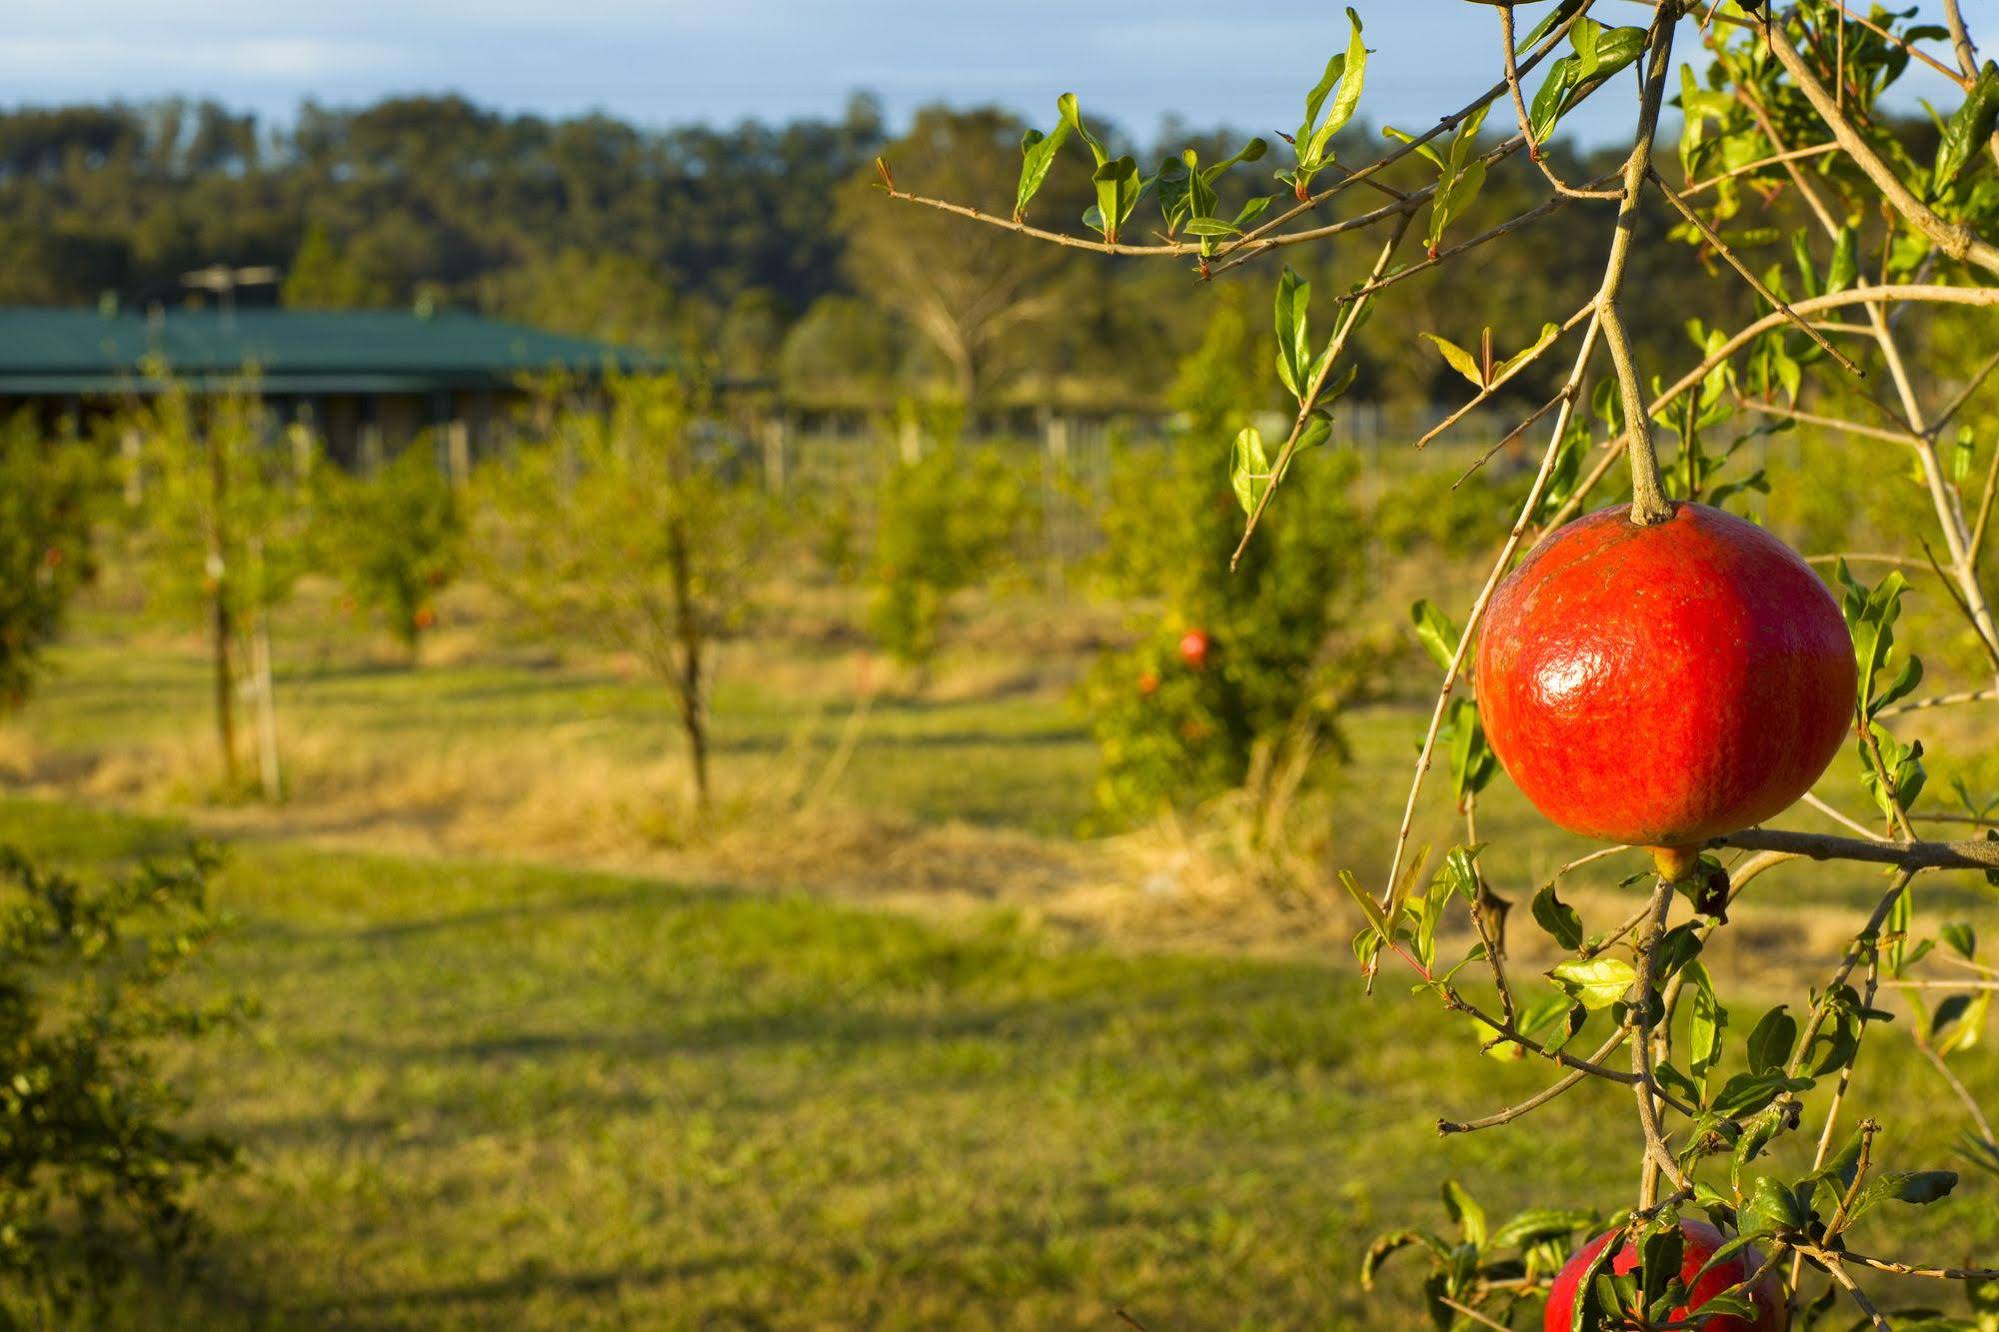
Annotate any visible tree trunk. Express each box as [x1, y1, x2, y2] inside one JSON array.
[[665, 504, 710, 812], [251, 604, 282, 803], [208, 432, 240, 789]]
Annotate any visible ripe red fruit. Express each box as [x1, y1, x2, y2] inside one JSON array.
[[413, 607, 438, 631], [1178, 629, 1211, 671], [1544, 1218, 1786, 1332], [1477, 503, 1853, 875], [1137, 671, 1160, 697]]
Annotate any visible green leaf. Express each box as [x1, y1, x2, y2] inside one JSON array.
[[1932, 60, 1999, 198], [1014, 114, 1074, 222], [1532, 883, 1585, 951], [1738, 1174, 1810, 1237], [1339, 868, 1390, 941], [1360, 1228, 1452, 1289], [1422, 333, 1485, 388], [1826, 224, 1860, 294], [1850, 1170, 1959, 1222], [1711, 1071, 1812, 1118], [1057, 93, 1108, 169], [1932, 989, 1990, 1058], [1654, 923, 1704, 980], [1441, 1179, 1487, 1248], [1942, 922, 1977, 960], [1301, 10, 1369, 167], [1551, 957, 1635, 1011], [1230, 426, 1273, 516], [1487, 1207, 1591, 1250], [1274, 267, 1312, 400], [1639, 1223, 1685, 1313], [1091, 155, 1142, 244], [1685, 960, 1724, 1088], [1745, 1005, 1797, 1075], [1409, 600, 1457, 672], [1443, 698, 1496, 801], [1494, 323, 1562, 384]]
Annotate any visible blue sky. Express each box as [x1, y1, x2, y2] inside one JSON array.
[[2, 1, 1991, 145]]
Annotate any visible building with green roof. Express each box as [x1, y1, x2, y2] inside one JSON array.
[[0, 306, 663, 467]]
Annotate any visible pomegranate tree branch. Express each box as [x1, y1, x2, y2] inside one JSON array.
[[1229, 216, 1412, 568], [1760, 13, 1999, 278], [1679, 140, 1840, 198], [1631, 877, 1691, 1205], [1415, 300, 1595, 451], [1438, 1029, 1629, 1136], [1218, 2, 1593, 256], [1715, 829, 1999, 872], [1598, 0, 1682, 526], [1842, 1250, 1999, 1282], [1377, 5, 1694, 908], [1499, 3, 1622, 200], [1646, 166, 1864, 377]]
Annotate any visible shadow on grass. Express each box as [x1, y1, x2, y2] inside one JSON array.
[[297, 1256, 758, 1329]]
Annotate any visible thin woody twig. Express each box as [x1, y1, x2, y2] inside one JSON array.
[[1647, 166, 1865, 377], [1761, 15, 1999, 277], [1880, 686, 1999, 717], [1416, 301, 1594, 451], [1439, 1029, 1629, 1135], [1229, 217, 1412, 568], [1713, 829, 1999, 872], [1500, 4, 1623, 200]]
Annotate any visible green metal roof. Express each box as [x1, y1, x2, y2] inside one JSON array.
[[0, 308, 664, 396]]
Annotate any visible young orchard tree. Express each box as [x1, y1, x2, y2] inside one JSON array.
[[479, 373, 769, 813], [127, 369, 309, 799], [868, 440, 1037, 672], [1080, 288, 1374, 831], [315, 442, 463, 665], [0, 415, 98, 712], [884, 1, 1999, 1326]]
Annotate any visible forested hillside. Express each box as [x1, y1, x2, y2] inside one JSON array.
[[0, 92, 1918, 413]]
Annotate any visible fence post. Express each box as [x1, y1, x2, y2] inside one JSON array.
[[446, 420, 472, 493], [121, 428, 144, 507]]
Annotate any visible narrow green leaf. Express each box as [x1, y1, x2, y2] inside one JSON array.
[[1014, 114, 1074, 222], [1531, 883, 1585, 951], [1422, 333, 1486, 388], [1410, 599, 1457, 671]]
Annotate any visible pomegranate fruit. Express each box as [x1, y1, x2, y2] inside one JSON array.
[[1544, 1218, 1786, 1332], [1476, 502, 1853, 875], [1178, 629, 1211, 671]]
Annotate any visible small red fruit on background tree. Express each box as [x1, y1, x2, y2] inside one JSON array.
[[1477, 503, 1854, 881], [1177, 628, 1211, 671], [1545, 1219, 1786, 1332]]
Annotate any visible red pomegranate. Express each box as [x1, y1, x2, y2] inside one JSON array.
[[1476, 503, 1853, 878], [1545, 1218, 1786, 1332], [1178, 629, 1211, 671]]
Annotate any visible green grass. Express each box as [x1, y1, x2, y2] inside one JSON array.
[[5, 799, 1998, 1330]]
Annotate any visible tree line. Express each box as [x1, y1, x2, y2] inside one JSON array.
[[0, 89, 1897, 419]]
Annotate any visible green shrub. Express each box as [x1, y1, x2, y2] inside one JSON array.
[[0, 847, 237, 1322], [1080, 292, 1375, 826], [868, 443, 1037, 667], [0, 418, 99, 710], [315, 442, 463, 662]]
